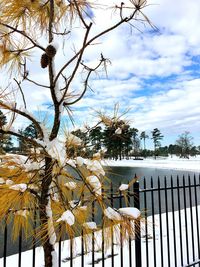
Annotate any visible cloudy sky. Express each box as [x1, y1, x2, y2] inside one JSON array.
[[73, 0, 200, 148], [2, 0, 200, 148]]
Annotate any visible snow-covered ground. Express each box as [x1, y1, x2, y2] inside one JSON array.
[[1, 206, 199, 267], [103, 156, 200, 172]]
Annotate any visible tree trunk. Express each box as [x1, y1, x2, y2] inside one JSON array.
[[39, 157, 56, 267]]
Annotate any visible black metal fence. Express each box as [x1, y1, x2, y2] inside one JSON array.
[[1, 174, 200, 267]]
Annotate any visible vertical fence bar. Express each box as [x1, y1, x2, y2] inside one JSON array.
[[70, 237, 73, 267], [58, 226, 61, 267], [70, 190, 75, 267], [32, 209, 36, 267], [188, 175, 195, 264], [102, 186, 105, 267], [158, 177, 163, 267], [3, 215, 7, 267], [194, 175, 200, 265], [81, 192, 85, 267], [110, 182, 114, 267], [171, 176, 177, 267], [119, 183, 123, 267], [81, 229, 84, 267], [177, 175, 184, 266], [183, 175, 190, 264], [134, 181, 141, 267], [18, 229, 22, 267], [144, 177, 149, 267], [164, 176, 171, 267], [127, 180, 132, 267], [92, 200, 95, 267], [151, 177, 156, 267]]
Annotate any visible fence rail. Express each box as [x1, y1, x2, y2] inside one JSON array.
[[1, 174, 200, 267]]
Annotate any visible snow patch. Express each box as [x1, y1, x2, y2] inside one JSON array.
[[119, 184, 129, 191], [104, 207, 122, 221], [115, 128, 122, 135], [85, 160, 105, 176], [118, 207, 141, 219], [83, 222, 97, 230], [76, 156, 84, 166], [86, 175, 101, 196], [10, 183, 27, 192], [56, 210, 75, 226]]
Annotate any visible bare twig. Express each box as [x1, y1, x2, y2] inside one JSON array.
[[13, 78, 26, 109], [59, 22, 92, 104]]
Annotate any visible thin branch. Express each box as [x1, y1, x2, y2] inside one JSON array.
[[73, 0, 89, 29], [59, 22, 92, 104], [64, 57, 104, 106], [0, 129, 45, 150], [25, 77, 50, 88], [0, 23, 45, 52], [0, 101, 44, 139], [54, 10, 139, 85], [9, 45, 35, 53], [13, 78, 26, 109]]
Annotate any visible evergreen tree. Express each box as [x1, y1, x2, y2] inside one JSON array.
[[18, 123, 38, 153], [151, 128, 164, 159], [140, 131, 149, 158], [0, 110, 13, 153], [89, 126, 103, 153], [0, 1, 152, 266]]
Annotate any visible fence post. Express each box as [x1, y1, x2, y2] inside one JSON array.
[[133, 181, 141, 267]]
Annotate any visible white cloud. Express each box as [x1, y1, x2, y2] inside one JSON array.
[[1, 0, 200, 146]]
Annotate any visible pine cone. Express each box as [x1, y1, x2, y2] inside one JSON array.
[[40, 53, 49, 68], [46, 45, 57, 58]]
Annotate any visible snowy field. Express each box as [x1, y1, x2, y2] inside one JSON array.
[[103, 156, 200, 172], [1, 206, 199, 267]]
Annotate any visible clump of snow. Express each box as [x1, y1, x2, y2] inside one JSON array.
[[56, 210, 75, 226], [15, 210, 29, 218], [67, 133, 82, 147], [46, 138, 66, 166], [104, 207, 122, 221], [6, 179, 14, 185], [24, 162, 41, 172], [83, 222, 97, 230], [118, 207, 141, 219], [64, 181, 77, 190], [46, 198, 57, 246], [0, 178, 5, 184], [66, 159, 76, 168], [86, 175, 101, 196], [85, 160, 105, 176], [115, 128, 122, 135], [76, 156, 84, 166], [119, 184, 129, 191], [10, 183, 27, 192]]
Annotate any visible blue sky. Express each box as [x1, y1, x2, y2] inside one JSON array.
[[1, 0, 200, 149]]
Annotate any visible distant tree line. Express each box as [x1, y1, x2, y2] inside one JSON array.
[[0, 110, 198, 159]]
